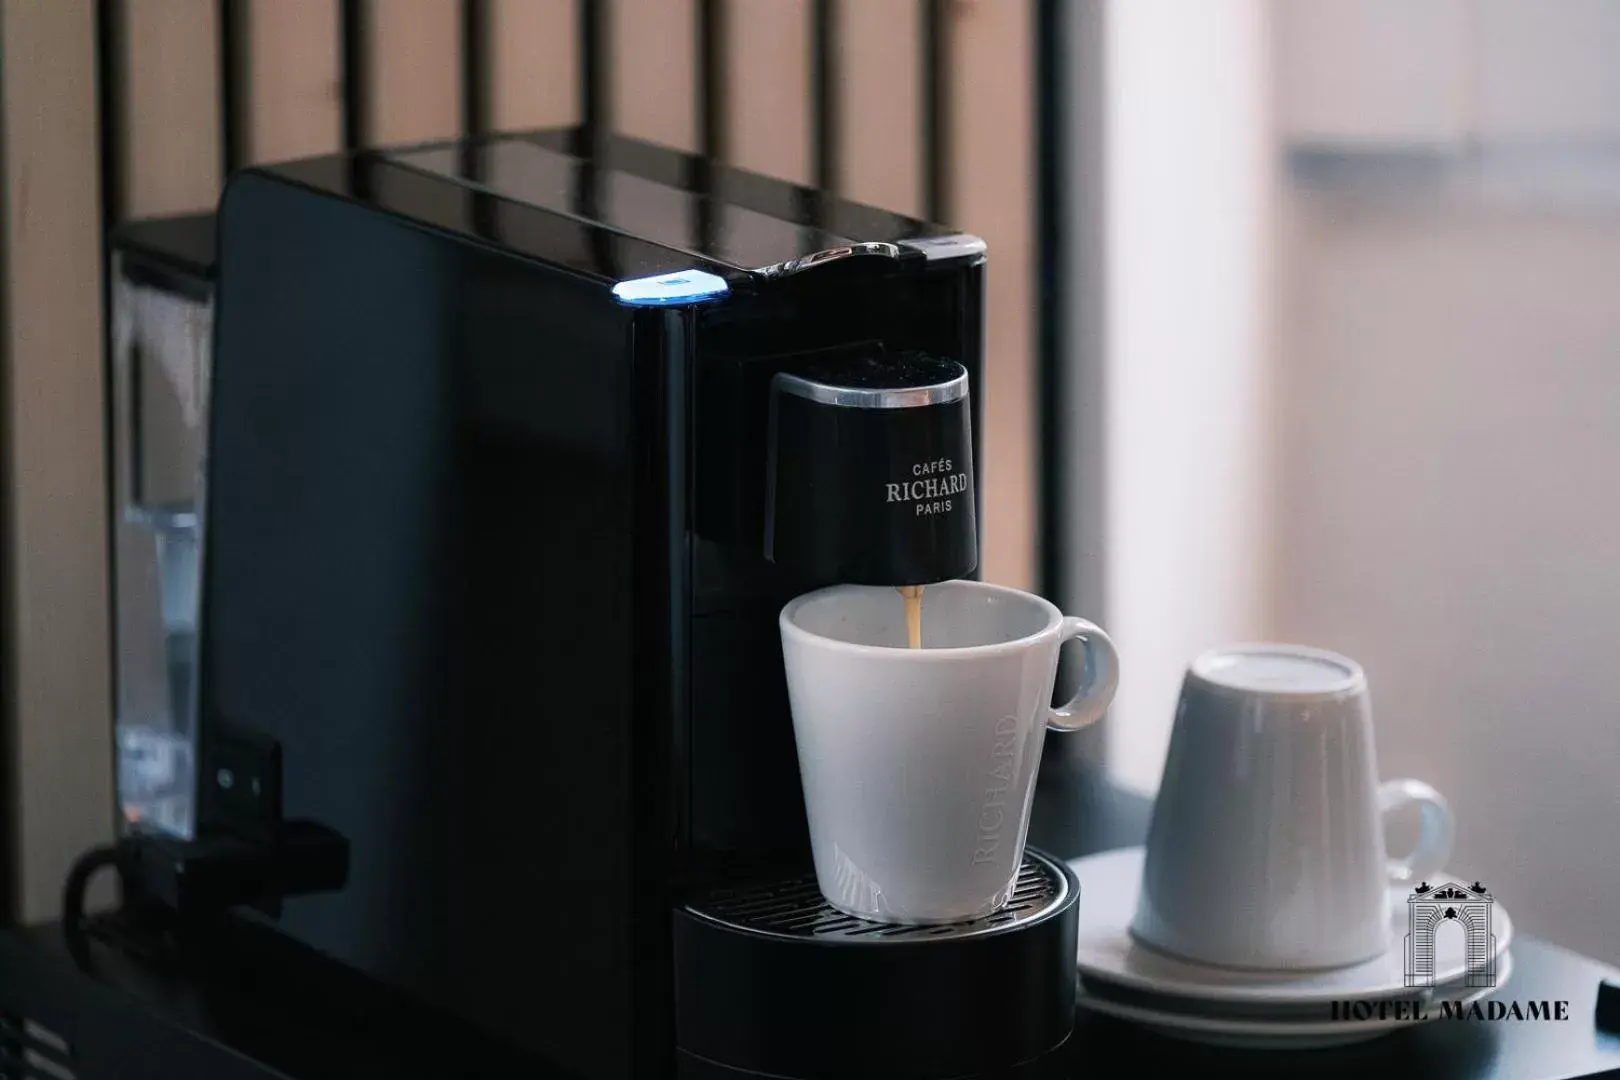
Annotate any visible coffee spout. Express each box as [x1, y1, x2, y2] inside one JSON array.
[[763, 350, 977, 587]]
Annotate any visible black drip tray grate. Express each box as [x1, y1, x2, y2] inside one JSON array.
[[687, 852, 1068, 943]]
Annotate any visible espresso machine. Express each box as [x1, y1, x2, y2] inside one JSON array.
[[28, 130, 1081, 1080]]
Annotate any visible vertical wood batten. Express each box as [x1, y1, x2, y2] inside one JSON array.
[[1034, 0, 1064, 601], [696, 0, 724, 160], [488, 0, 578, 132], [921, 0, 951, 223], [122, 0, 223, 216], [219, 0, 245, 176], [726, 0, 811, 185], [610, 0, 696, 152], [810, 0, 837, 193], [0, 0, 13, 927], [363, 0, 463, 146], [94, 0, 127, 230], [340, 0, 367, 149], [1, 0, 116, 922], [578, 0, 607, 143], [241, 0, 344, 165], [461, 0, 489, 138], [90, 0, 121, 897], [952, 0, 1034, 589], [693, 0, 723, 254], [838, 0, 922, 216]]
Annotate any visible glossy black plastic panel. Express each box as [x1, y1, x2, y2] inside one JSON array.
[[203, 168, 681, 1078], [111, 213, 217, 299], [385, 128, 944, 274], [203, 129, 985, 1079]]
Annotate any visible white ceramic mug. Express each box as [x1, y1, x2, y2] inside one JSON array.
[[1130, 644, 1455, 971], [779, 581, 1119, 924]]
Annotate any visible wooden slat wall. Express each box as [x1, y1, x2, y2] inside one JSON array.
[[611, 0, 698, 151], [0, 0, 1038, 920], [1, 0, 116, 924], [488, 0, 577, 131], [363, 0, 462, 145], [121, 0, 221, 217], [728, 1, 812, 186], [952, 0, 1035, 592], [839, 0, 924, 217], [239, 0, 344, 164]]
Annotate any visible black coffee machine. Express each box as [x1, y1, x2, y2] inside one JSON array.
[[188, 129, 1077, 1079]]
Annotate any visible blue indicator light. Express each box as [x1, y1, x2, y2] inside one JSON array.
[[612, 269, 730, 307]]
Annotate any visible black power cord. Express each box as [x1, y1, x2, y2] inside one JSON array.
[[61, 842, 121, 934], [58, 824, 348, 969], [59, 721, 347, 974], [61, 842, 124, 970]]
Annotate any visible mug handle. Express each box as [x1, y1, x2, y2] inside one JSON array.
[[1047, 618, 1121, 732], [1379, 779, 1455, 886]]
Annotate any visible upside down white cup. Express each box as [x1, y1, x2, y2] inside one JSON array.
[[1130, 644, 1456, 971], [779, 581, 1120, 924]]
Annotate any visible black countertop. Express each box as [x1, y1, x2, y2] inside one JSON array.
[[2, 762, 1616, 1080]]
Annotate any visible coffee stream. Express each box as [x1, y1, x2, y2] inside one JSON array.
[[898, 585, 925, 649]]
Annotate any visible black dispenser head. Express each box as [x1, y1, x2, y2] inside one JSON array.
[[764, 350, 977, 586]]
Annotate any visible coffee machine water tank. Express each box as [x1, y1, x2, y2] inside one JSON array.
[[107, 216, 217, 843]]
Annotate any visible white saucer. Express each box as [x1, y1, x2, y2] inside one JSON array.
[[1077, 952, 1512, 1050], [1070, 847, 1514, 1005]]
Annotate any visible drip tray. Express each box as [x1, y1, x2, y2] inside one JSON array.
[[688, 855, 1067, 943], [672, 849, 1080, 1079]]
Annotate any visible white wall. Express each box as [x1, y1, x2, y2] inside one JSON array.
[[1077, 0, 1620, 965], [1274, 0, 1471, 148], [1274, 195, 1620, 966], [1271, 0, 1620, 964], [1093, 0, 1275, 792], [1277, 0, 1620, 148]]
